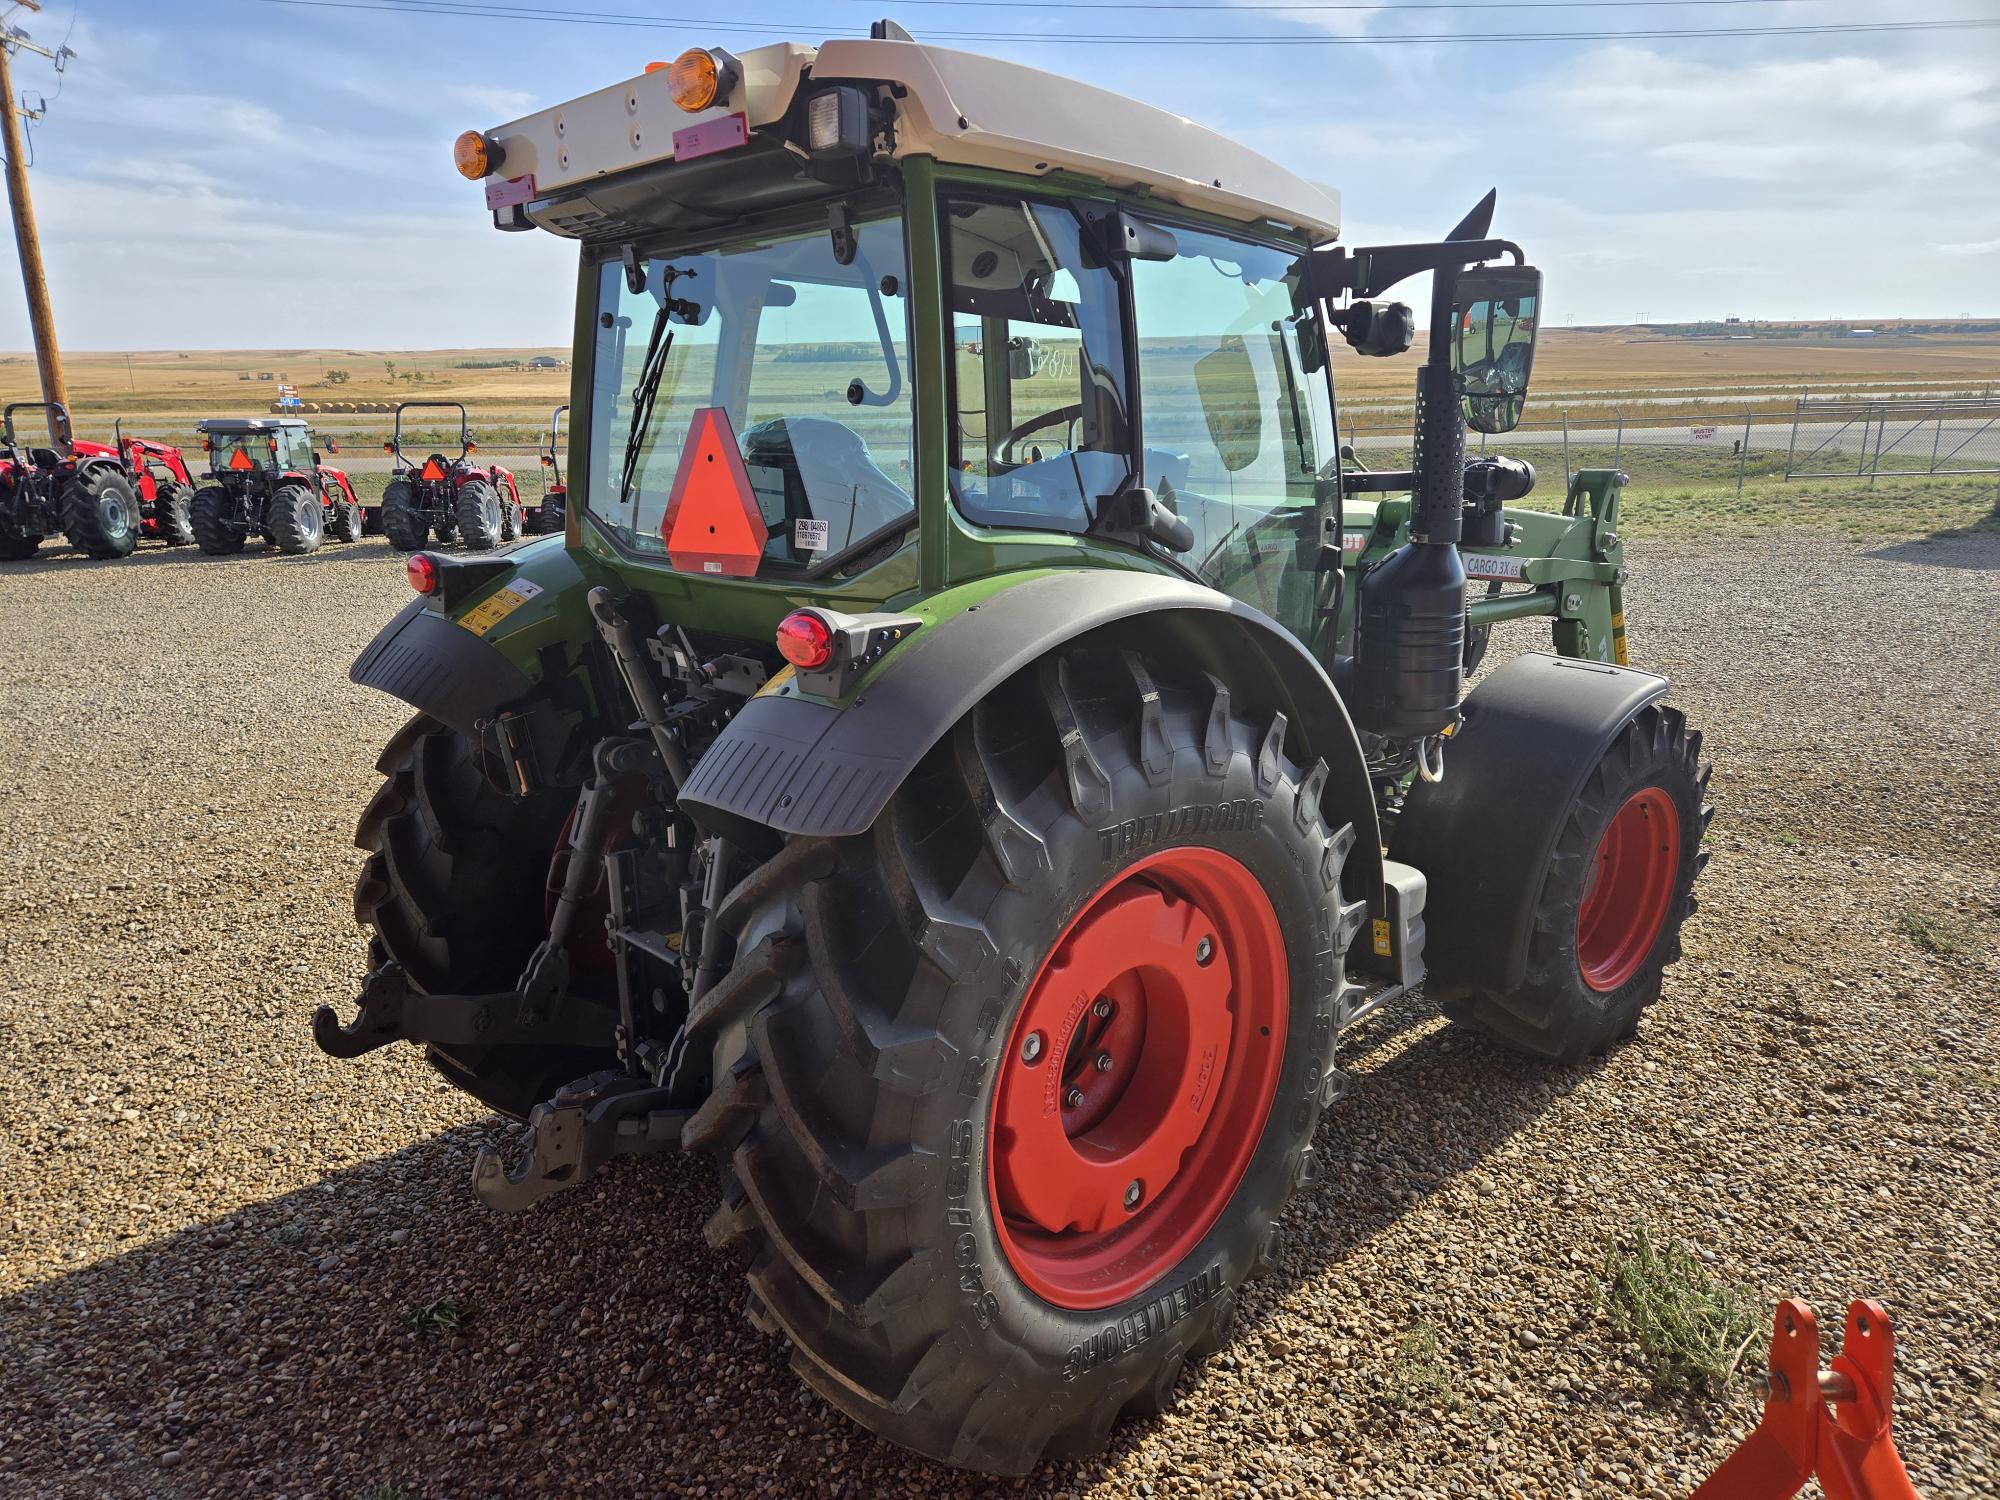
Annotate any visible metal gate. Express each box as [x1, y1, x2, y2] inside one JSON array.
[[1786, 398, 2000, 480]]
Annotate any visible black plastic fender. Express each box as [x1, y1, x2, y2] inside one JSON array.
[[679, 569, 1385, 905], [350, 596, 532, 738], [1390, 652, 1671, 997]]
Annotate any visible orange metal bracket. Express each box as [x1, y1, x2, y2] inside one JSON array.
[[1692, 1299, 1921, 1500]]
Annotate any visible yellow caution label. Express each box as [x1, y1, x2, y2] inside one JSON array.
[[1372, 918, 1393, 958], [1610, 610, 1630, 666], [756, 663, 797, 698], [458, 586, 534, 637]]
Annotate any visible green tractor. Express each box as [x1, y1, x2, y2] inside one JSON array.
[[321, 28, 1710, 1474]]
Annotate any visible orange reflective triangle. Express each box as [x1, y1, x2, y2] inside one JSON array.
[[420, 458, 445, 481], [660, 407, 766, 578], [228, 448, 255, 471]]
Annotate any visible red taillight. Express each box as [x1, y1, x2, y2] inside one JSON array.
[[406, 552, 440, 595], [776, 611, 832, 670]]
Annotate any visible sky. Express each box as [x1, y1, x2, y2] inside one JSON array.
[[1, 0, 1996, 350]]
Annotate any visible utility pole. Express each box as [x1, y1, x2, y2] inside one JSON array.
[[0, 8, 70, 442]]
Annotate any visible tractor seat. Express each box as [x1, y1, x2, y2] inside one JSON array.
[[30, 448, 61, 469]]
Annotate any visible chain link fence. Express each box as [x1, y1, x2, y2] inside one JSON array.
[[1345, 398, 2000, 500]]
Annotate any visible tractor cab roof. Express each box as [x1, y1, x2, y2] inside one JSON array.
[[198, 417, 310, 434], [471, 35, 1340, 243]]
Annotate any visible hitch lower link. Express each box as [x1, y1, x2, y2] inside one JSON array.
[[470, 1071, 689, 1214], [311, 960, 613, 1058], [1692, 1299, 1921, 1500]]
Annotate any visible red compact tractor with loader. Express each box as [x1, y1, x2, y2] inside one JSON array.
[[191, 418, 365, 556], [0, 402, 200, 560], [379, 401, 524, 552]]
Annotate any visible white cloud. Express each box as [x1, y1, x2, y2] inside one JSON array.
[[1936, 237, 2000, 256]]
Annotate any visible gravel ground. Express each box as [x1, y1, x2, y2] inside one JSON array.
[[1, 528, 1996, 1499]]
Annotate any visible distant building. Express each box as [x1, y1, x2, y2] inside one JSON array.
[[529, 355, 564, 369], [1848, 329, 1878, 338], [1725, 316, 1741, 324]]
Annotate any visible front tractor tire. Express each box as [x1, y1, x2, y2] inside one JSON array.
[[153, 483, 197, 546], [352, 715, 600, 1118], [1443, 705, 1710, 1062], [693, 652, 1362, 1473], [61, 470, 140, 559], [380, 481, 428, 552], [455, 479, 503, 551], [190, 486, 247, 555], [327, 494, 363, 542]]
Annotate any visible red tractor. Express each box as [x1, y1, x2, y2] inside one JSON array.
[[380, 401, 523, 552], [524, 403, 567, 534], [0, 403, 201, 560], [191, 417, 366, 556]]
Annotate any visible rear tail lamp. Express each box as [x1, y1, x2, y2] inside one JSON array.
[[776, 610, 833, 670], [667, 47, 738, 113], [406, 552, 440, 596], [382, 442, 395, 454]]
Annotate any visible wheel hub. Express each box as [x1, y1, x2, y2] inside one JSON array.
[[1576, 785, 1680, 993], [988, 846, 1288, 1310]]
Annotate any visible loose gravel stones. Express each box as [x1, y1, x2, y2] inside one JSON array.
[[0, 530, 1995, 1498]]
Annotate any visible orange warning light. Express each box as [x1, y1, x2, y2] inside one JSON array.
[[660, 407, 765, 577]]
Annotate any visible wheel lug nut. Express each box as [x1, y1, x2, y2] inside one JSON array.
[[1195, 936, 1215, 966], [1064, 1087, 1084, 1109], [1124, 1179, 1143, 1211], [1021, 1030, 1045, 1064], [1091, 998, 1113, 1019], [1094, 1051, 1113, 1072]]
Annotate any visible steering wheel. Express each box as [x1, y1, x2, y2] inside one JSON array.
[[995, 403, 1084, 468]]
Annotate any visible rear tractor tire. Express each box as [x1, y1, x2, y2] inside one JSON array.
[[352, 715, 604, 1118], [190, 486, 248, 555], [692, 651, 1364, 1473], [153, 483, 197, 546], [267, 481, 324, 555], [380, 481, 428, 552], [61, 470, 141, 559], [455, 479, 502, 551], [1442, 704, 1710, 1062]]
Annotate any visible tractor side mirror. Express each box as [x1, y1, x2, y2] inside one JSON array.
[[1451, 265, 1543, 434]]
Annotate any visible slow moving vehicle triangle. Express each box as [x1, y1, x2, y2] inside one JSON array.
[[660, 406, 765, 577]]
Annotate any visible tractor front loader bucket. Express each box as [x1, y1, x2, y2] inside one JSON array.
[[1691, 1299, 1920, 1500]]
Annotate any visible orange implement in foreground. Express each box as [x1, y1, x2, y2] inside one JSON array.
[[1693, 1300, 1920, 1500]]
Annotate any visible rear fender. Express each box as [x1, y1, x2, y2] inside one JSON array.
[[678, 569, 1385, 907], [1389, 652, 1671, 996]]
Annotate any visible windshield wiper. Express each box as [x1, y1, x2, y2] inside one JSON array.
[[616, 266, 698, 516]]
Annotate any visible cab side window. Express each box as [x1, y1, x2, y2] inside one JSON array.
[[1128, 226, 1334, 629], [944, 196, 1131, 532]]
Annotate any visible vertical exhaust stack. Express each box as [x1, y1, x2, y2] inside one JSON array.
[[1353, 193, 1495, 747]]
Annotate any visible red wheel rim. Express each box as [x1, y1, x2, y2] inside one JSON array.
[[987, 847, 1288, 1311], [1575, 786, 1680, 993]]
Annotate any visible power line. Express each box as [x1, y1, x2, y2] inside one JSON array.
[[249, 0, 2000, 46]]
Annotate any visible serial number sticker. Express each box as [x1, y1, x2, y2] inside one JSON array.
[[458, 582, 539, 637], [795, 517, 830, 552], [1461, 552, 1526, 581]]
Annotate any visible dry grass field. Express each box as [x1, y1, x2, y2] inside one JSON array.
[[7, 323, 1998, 453]]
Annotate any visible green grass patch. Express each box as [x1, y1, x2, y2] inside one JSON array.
[[1599, 1228, 1758, 1396], [401, 1298, 470, 1336], [1616, 474, 2000, 542], [1897, 907, 1979, 956], [1383, 1320, 1462, 1412]]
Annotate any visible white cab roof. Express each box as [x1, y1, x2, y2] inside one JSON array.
[[483, 37, 1340, 241]]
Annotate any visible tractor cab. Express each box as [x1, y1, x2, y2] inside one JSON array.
[[191, 417, 365, 556]]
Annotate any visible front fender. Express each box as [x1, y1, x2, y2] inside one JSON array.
[[678, 568, 1385, 906]]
